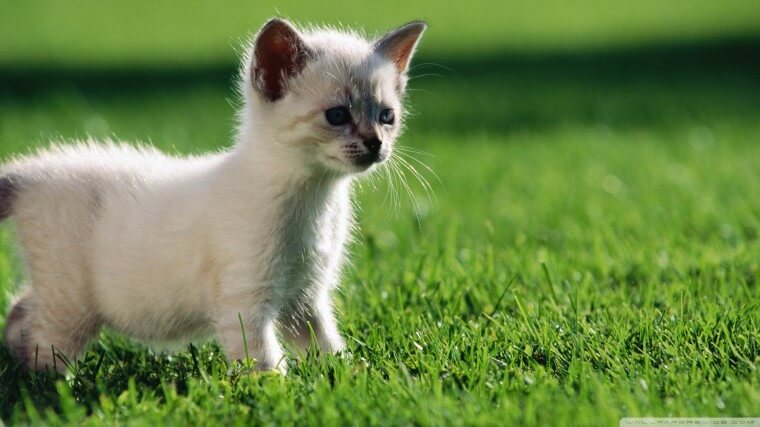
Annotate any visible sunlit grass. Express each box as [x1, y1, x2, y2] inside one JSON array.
[[1, 3, 759, 424]]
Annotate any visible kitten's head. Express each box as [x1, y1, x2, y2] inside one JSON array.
[[240, 18, 426, 176]]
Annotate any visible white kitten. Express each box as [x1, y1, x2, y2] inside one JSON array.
[[0, 18, 426, 373]]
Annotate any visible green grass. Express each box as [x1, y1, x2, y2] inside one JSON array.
[[1, 2, 760, 425]]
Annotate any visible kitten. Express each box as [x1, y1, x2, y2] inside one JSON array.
[[0, 18, 426, 373]]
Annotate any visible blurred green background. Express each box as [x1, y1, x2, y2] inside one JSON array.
[[1, 1, 760, 425], [2, 0, 760, 65]]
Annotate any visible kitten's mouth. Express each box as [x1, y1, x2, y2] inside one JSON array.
[[353, 152, 384, 167], [323, 153, 385, 173]]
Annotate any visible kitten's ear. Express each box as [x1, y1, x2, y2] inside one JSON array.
[[373, 20, 427, 74], [252, 18, 311, 101]]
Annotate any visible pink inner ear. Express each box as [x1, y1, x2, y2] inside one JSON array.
[[374, 22, 426, 74], [388, 38, 419, 73], [253, 21, 309, 101]]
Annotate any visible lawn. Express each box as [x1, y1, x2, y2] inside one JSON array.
[[1, 2, 760, 426]]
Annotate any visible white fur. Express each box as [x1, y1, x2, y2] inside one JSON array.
[[1, 19, 425, 373]]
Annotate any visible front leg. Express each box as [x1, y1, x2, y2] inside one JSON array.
[[215, 281, 286, 373], [281, 291, 346, 355]]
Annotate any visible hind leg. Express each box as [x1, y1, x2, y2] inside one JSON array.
[[4, 288, 33, 366], [4, 287, 101, 371]]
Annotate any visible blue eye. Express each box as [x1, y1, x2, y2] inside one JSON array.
[[379, 109, 395, 125], [325, 107, 351, 126]]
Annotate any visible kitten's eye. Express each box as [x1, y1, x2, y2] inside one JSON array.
[[379, 109, 395, 125], [325, 107, 351, 126]]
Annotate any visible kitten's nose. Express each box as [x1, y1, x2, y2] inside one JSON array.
[[363, 137, 382, 155]]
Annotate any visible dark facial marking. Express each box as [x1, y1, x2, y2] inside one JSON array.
[[348, 133, 383, 166], [363, 137, 382, 155], [355, 140, 383, 166], [0, 174, 19, 220]]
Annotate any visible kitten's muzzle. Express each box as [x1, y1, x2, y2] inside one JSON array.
[[356, 137, 383, 165]]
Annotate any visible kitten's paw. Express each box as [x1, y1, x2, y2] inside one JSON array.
[[272, 361, 288, 375], [254, 361, 288, 375], [240, 356, 288, 375], [324, 336, 346, 355], [336, 350, 353, 361], [257, 356, 288, 375]]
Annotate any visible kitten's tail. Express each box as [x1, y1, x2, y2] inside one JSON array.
[[0, 174, 19, 221]]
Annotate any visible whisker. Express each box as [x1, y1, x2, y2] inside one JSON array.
[[381, 160, 400, 223], [396, 146, 436, 158], [379, 163, 396, 215], [396, 150, 444, 190], [409, 62, 456, 72], [394, 153, 437, 204], [392, 159, 424, 230], [312, 171, 326, 214], [388, 159, 403, 218], [395, 150, 434, 184], [404, 88, 432, 95], [407, 73, 445, 81]]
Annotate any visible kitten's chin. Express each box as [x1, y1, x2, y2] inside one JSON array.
[[317, 154, 379, 176]]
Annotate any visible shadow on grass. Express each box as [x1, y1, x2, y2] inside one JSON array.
[[0, 345, 62, 421], [412, 36, 760, 134], [0, 337, 226, 422]]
